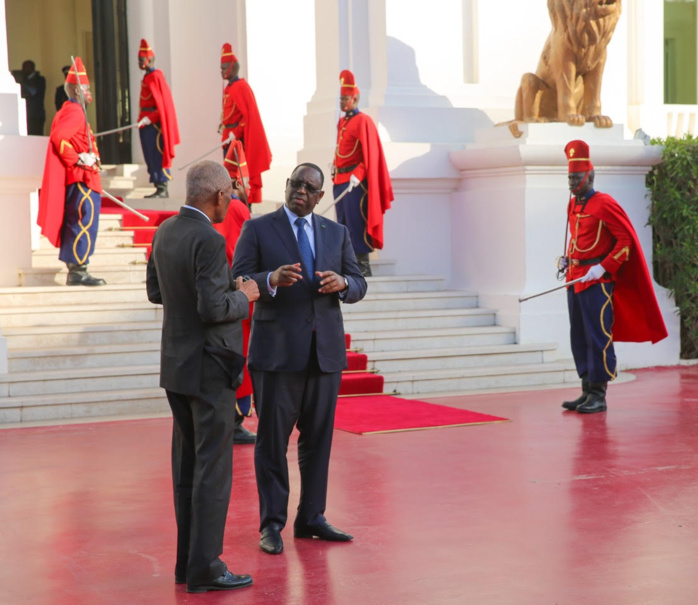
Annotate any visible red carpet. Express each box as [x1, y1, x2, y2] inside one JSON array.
[[334, 394, 509, 434]]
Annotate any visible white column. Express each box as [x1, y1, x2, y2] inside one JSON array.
[[0, 0, 49, 373]]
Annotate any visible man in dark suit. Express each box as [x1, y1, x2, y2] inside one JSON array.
[[146, 160, 259, 593], [232, 162, 367, 555]]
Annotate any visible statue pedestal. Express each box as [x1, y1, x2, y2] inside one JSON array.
[[449, 123, 680, 370]]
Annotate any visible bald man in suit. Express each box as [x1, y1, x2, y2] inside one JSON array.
[[147, 160, 259, 593]]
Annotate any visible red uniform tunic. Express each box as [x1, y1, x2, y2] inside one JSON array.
[[138, 69, 180, 169], [332, 111, 393, 250], [38, 100, 101, 247], [566, 191, 667, 344], [220, 78, 271, 204]]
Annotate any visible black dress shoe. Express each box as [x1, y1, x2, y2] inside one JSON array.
[[175, 575, 185, 585], [260, 523, 284, 554], [186, 570, 253, 593], [294, 521, 353, 542], [233, 423, 256, 444]]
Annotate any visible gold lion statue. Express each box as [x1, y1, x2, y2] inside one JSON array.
[[510, 0, 622, 136]]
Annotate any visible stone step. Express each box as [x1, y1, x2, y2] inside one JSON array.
[[31, 247, 147, 268], [363, 275, 447, 294], [0, 387, 167, 424], [1, 320, 162, 349], [39, 230, 135, 250], [19, 264, 147, 287], [0, 301, 160, 328], [364, 257, 396, 277], [0, 363, 161, 397], [343, 307, 496, 332], [368, 343, 558, 373], [342, 290, 477, 313], [8, 342, 161, 372], [349, 326, 517, 352], [382, 361, 578, 396], [0, 284, 149, 307]]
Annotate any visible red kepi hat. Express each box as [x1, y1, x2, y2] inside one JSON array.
[[221, 43, 238, 64], [65, 57, 90, 86], [564, 140, 593, 173], [138, 38, 155, 59], [340, 69, 359, 97]]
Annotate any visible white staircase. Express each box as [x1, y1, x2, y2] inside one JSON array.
[[0, 207, 575, 424], [344, 262, 575, 396]]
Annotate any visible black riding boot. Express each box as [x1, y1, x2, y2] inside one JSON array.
[[145, 182, 168, 198], [576, 382, 607, 414], [356, 253, 372, 277], [562, 375, 590, 410], [66, 263, 106, 286]]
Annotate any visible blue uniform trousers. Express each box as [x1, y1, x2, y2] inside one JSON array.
[[333, 181, 373, 255], [139, 123, 171, 184], [567, 282, 617, 383], [59, 182, 101, 266]]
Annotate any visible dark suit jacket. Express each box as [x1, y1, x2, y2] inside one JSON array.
[[232, 207, 367, 373], [146, 207, 250, 396]]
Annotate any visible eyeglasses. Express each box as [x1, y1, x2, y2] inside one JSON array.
[[287, 179, 321, 195]]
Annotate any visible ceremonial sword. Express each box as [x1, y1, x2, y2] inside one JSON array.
[[518, 276, 585, 303], [177, 133, 235, 171], [94, 123, 140, 138]]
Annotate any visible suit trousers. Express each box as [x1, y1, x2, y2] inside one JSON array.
[[251, 338, 342, 531], [165, 351, 236, 585]]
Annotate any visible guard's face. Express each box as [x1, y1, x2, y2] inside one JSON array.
[[285, 167, 324, 217], [568, 171, 592, 196], [339, 94, 358, 112], [138, 56, 154, 70]]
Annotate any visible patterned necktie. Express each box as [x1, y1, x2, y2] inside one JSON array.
[[295, 217, 315, 280]]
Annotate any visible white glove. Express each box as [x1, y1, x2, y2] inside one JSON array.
[[347, 174, 361, 192], [581, 263, 606, 283], [77, 152, 98, 167], [556, 256, 568, 272], [138, 116, 152, 128]]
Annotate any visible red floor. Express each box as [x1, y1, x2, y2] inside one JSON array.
[[1, 366, 698, 604]]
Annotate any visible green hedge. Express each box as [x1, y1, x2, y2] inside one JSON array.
[[646, 135, 698, 358]]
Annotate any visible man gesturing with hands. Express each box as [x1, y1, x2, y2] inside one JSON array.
[[232, 162, 367, 555]]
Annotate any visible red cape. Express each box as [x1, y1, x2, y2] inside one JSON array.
[[573, 192, 668, 344], [38, 102, 100, 247], [227, 79, 271, 178], [354, 113, 393, 250], [214, 198, 253, 398], [145, 70, 180, 169]]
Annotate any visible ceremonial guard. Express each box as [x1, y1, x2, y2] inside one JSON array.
[[561, 140, 667, 413], [214, 141, 256, 444], [219, 43, 271, 205], [332, 69, 393, 277], [137, 39, 180, 198], [38, 57, 105, 286]]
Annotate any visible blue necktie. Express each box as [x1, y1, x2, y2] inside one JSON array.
[[295, 217, 315, 280]]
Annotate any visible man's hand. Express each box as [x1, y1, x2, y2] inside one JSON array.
[[77, 152, 98, 167], [347, 174, 361, 192], [236, 276, 260, 302], [138, 116, 152, 128], [581, 264, 606, 283], [316, 271, 347, 294], [270, 263, 303, 287]]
